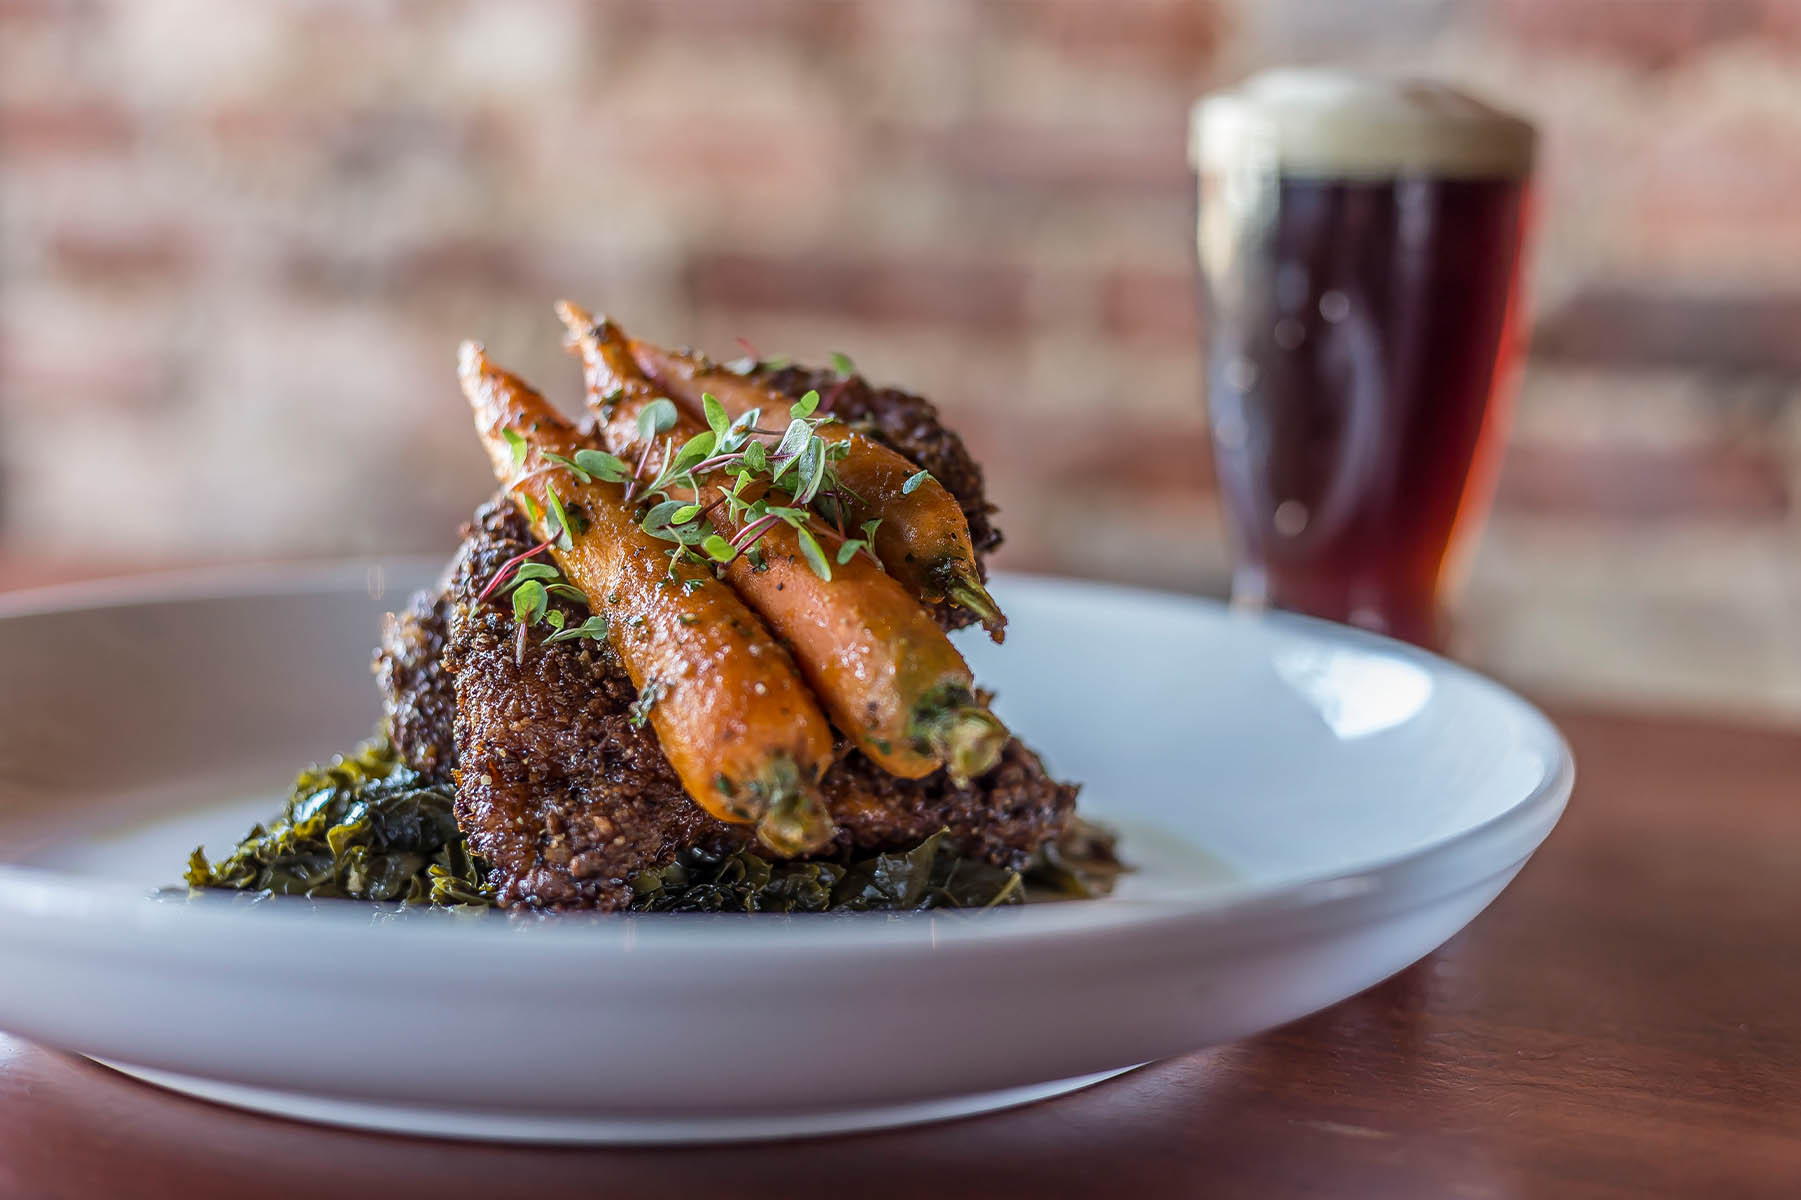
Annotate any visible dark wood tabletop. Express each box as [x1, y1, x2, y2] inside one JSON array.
[[0, 562, 1797, 1197]]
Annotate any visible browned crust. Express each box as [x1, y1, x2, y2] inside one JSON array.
[[374, 588, 456, 780], [439, 501, 744, 910]]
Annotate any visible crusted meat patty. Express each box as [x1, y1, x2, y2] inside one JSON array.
[[373, 476, 1069, 909], [437, 501, 745, 910], [819, 740, 1075, 870], [374, 588, 456, 781]]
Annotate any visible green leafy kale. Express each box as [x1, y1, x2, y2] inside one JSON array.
[[629, 820, 1121, 913], [629, 830, 1023, 913], [187, 742, 1120, 913], [185, 740, 491, 906]]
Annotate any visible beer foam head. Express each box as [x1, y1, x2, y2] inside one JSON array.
[[1191, 69, 1535, 179]]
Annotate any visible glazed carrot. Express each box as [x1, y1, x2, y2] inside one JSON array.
[[558, 304, 1008, 784], [628, 338, 1007, 641], [456, 341, 836, 854]]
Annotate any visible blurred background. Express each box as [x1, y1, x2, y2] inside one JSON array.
[[2, 0, 1798, 717]]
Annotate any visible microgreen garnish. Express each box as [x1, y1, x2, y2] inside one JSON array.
[[540, 451, 590, 483], [702, 393, 730, 438], [667, 431, 716, 478], [545, 614, 609, 645], [588, 371, 893, 584], [793, 525, 831, 581], [512, 579, 548, 624], [475, 538, 556, 605], [830, 351, 856, 376], [543, 485, 576, 551], [901, 469, 933, 495], [475, 528, 606, 653], [637, 398, 679, 440], [574, 448, 632, 482], [502, 427, 528, 471]]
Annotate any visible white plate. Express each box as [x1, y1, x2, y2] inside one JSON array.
[[0, 566, 1571, 1143]]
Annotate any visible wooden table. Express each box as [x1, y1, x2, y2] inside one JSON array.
[[0, 558, 1796, 1196]]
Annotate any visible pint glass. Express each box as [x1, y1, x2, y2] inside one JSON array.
[[1191, 70, 1535, 649]]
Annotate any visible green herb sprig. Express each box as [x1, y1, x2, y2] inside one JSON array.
[[617, 388, 883, 584], [485, 377, 877, 643]]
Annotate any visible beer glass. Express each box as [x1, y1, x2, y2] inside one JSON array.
[[1191, 70, 1535, 649]]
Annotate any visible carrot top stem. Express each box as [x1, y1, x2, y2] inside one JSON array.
[[909, 684, 1008, 786], [942, 567, 1007, 641], [745, 756, 835, 855]]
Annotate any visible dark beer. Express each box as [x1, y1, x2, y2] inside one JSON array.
[[1193, 73, 1534, 648]]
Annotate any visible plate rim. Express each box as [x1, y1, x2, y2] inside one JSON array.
[[0, 563, 1574, 958]]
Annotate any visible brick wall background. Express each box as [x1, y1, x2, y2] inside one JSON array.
[[3, 0, 1799, 716]]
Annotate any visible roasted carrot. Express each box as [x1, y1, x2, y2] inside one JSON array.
[[557, 304, 1008, 784], [456, 341, 836, 854], [628, 338, 1007, 641]]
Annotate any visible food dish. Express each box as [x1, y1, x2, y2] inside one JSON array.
[[0, 569, 1572, 1141], [187, 309, 1115, 913], [0, 312, 1573, 1140]]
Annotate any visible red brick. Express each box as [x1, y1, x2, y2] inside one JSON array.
[[965, 408, 1216, 496], [50, 227, 197, 287], [994, 0, 1227, 75], [689, 252, 1031, 334], [0, 332, 166, 414], [204, 105, 500, 164], [205, 105, 311, 145], [879, 118, 1190, 196], [1758, 0, 1801, 42], [392, 238, 540, 294], [282, 237, 543, 301], [1635, 117, 1801, 254], [281, 246, 369, 301], [1098, 267, 1199, 346], [608, 113, 842, 197], [1486, 0, 1763, 66], [1065, 418, 1215, 495], [607, 0, 855, 43], [0, 102, 133, 155], [1534, 290, 1801, 372], [1498, 444, 1790, 521], [0, 0, 84, 24]]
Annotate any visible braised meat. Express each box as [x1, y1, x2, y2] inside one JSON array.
[[374, 588, 455, 781], [374, 499, 1076, 910], [437, 501, 745, 909], [819, 739, 1076, 871]]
